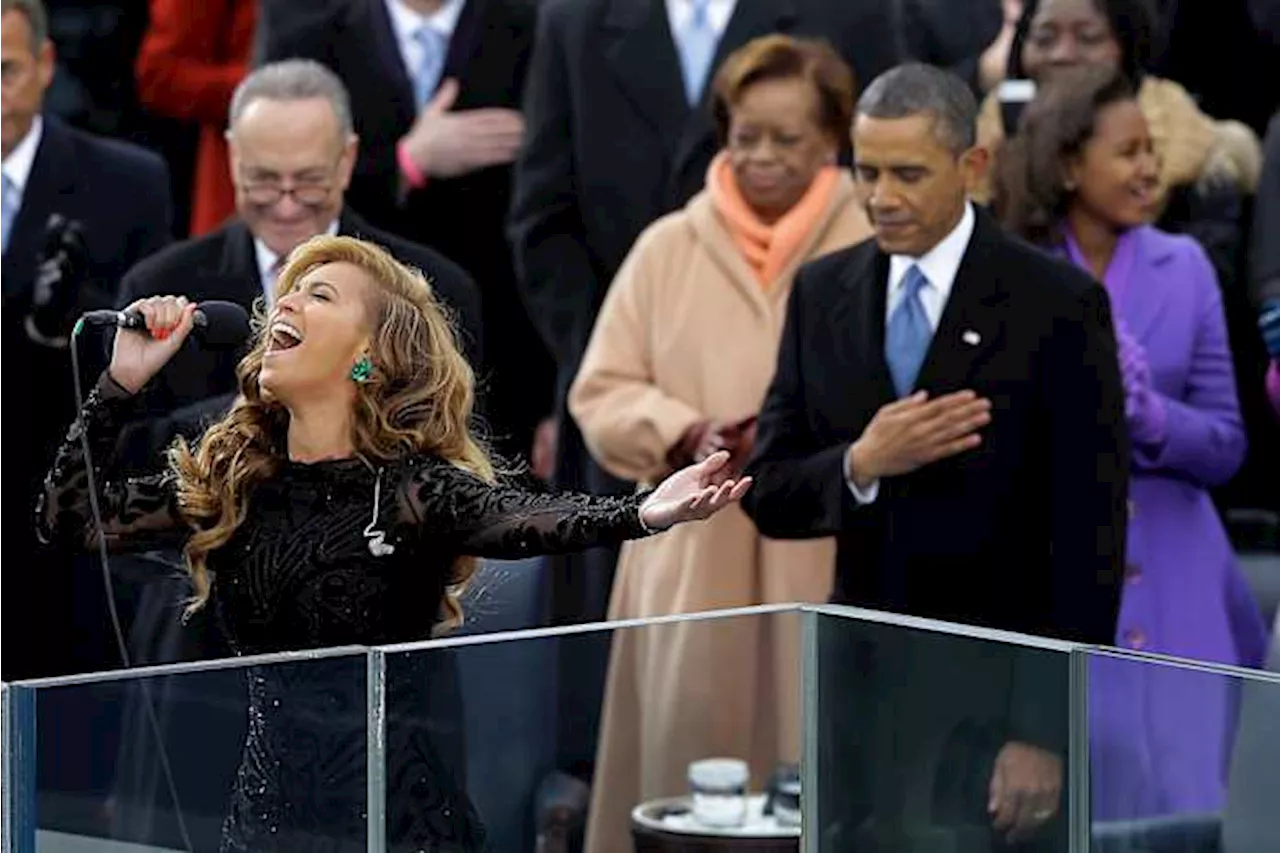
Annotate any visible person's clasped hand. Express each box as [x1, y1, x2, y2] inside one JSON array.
[[694, 415, 758, 470], [989, 741, 1063, 843], [1116, 322, 1165, 446], [399, 79, 526, 180]]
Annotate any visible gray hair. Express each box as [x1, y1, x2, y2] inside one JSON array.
[[2, 0, 49, 52], [856, 63, 978, 155], [228, 59, 354, 137]]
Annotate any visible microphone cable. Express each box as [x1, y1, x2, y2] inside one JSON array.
[[69, 319, 196, 853]]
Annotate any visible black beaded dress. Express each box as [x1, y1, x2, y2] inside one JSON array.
[[37, 375, 652, 852]]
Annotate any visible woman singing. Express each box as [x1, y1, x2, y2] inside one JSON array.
[[36, 235, 750, 851]]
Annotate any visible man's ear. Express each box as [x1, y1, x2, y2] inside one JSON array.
[[959, 144, 992, 193]]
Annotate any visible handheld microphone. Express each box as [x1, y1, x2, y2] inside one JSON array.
[[79, 300, 252, 350]]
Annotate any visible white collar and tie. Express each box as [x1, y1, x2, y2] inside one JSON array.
[[385, 0, 465, 108], [885, 201, 976, 329], [1, 115, 44, 256], [883, 203, 977, 397], [254, 218, 341, 308], [666, 0, 736, 106], [845, 202, 980, 501]]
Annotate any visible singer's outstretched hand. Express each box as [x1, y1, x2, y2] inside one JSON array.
[[638, 451, 752, 531], [109, 296, 197, 393]]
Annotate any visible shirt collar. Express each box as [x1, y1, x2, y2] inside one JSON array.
[[665, 0, 737, 34], [385, 0, 465, 44], [254, 218, 341, 299], [888, 201, 976, 299], [2, 115, 44, 195]]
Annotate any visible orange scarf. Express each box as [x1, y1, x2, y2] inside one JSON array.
[[707, 150, 840, 287]]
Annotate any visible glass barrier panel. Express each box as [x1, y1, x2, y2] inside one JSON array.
[[380, 605, 806, 853], [4, 648, 371, 853], [1085, 647, 1280, 853], [2, 676, 9, 850], [804, 605, 1080, 853]]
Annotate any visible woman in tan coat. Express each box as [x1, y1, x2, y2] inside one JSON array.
[[569, 35, 872, 853]]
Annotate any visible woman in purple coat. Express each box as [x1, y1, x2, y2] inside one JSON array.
[[994, 66, 1271, 821]]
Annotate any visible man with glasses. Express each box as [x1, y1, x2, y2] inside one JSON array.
[[114, 59, 482, 468]]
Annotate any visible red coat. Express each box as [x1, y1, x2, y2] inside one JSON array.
[[135, 0, 255, 236]]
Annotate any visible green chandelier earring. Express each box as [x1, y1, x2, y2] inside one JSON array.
[[350, 356, 374, 384]]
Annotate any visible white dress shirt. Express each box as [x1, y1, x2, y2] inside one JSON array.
[[254, 218, 340, 308], [1, 115, 44, 233], [384, 0, 465, 90], [664, 0, 736, 39], [845, 202, 977, 503]]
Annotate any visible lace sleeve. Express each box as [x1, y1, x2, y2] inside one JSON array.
[[35, 373, 183, 551], [403, 457, 653, 559]]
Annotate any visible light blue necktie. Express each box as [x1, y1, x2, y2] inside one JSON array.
[[1, 173, 17, 256], [885, 265, 934, 397], [676, 0, 717, 106], [412, 25, 447, 108]]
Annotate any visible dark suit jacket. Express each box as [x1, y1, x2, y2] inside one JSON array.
[[895, 0, 1004, 93], [1253, 111, 1280, 306], [1154, 0, 1280, 137], [742, 210, 1130, 646], [264, 0, 532, 285], [0, 114, 170, 680], [509, 0, 902, 386], [112, 207, 482, 466], [1, 114, 171, 496], [252, 0, 348, 66], [263, 0, 554, 451]]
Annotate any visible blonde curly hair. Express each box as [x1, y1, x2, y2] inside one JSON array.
[[169, 234, 493, 627]]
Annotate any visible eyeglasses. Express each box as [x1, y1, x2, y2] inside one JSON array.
[[239, 179, 333, 208], [236, 158, 341, 208]]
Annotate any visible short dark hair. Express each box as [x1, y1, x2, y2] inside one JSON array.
[[1, 0, 49, 52], [993, 66, 1138, 246], [1009, 0, 1157, 83], [711, 34, 856, 145], [855, 63, 978, 154]]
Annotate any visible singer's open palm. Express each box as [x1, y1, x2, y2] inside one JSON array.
[[638, 451, 752, 531], [109, 296, 197, 393]]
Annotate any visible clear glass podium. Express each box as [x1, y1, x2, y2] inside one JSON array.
[[4, 604, 1277, 852]]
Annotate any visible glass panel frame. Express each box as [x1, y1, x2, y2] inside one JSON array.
[[1081, 645, 1280, 853], [1, 681, 8, 853], [17, 604, 1268, 853], [377, 602, 806, 657], [367, 648, 386, 853], [2, 645, 372, 853], [800, 604, 1084, 853], [377, 603, 806, 852]]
